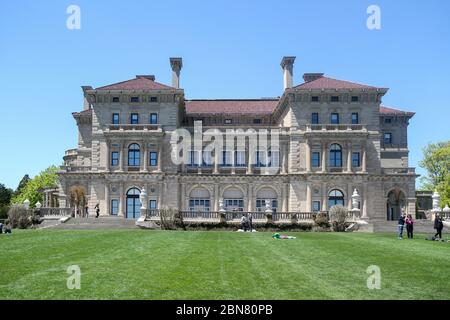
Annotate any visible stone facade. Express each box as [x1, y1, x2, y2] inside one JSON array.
[[58, 57, 417, 221]]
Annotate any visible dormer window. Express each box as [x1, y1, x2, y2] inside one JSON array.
[[130, 97, 139, 103], [112, 97, 120, 103], [150, 96, 158, 103], [331, 96, 339, 102], [225, 119, 233, 124], [311, 96, 319, 102], [385, 118, 392, 123], [351, 96, 359, 102], [253, 119, 262, 124]]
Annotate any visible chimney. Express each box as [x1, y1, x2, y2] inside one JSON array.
[[170, 57, 183, 89], [280, 56, 296, 90], [303, 73, 324, 83]]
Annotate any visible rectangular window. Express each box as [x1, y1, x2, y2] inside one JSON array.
[[150, 113, 158, 124], [203, 150, 212, 166], [111, 151, 119, 166], [312, 201, 321, 212], [352, 152, 360, 167], [130, 113, 139, 124], [312, 152, 320, 167], [235, 151, 246, 167], [150, 96, 158, 103], [112, 97, 120, 103], [351, 96, 359, 102], [130, 97, 139, 103], [384, 133, 392, 144], [331, 96, 339, 102], [330, 113, 339, 124], [222, 151, 233, 166], [311, 96, 319, 102], [149, 200, 157, 210], [256, 150, 267, 167], [149, 152, 157, 166], [311, 113, 319, 124], [111, 199, 119, 215], [225, 119, 232, 124], [253, 119, 262, 124], [112, 113, 120, 124], [351, 113, 359, 124], [385, 118, 392, 123], [269, 150, 280, 167]]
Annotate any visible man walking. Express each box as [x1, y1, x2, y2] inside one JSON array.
[[95, 203, 100, 219], [434, 213, 444, 239]]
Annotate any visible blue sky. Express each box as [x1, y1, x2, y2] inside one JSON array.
[[0, 0, 449, 189]]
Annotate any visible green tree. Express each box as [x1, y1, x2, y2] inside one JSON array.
[[419, 141, 450, 207], [0, 183, 13, 206], [15, 174, 30, 196], [11, 166, 59, 207]]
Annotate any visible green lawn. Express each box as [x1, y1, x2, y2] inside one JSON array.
[[0, 229, 449, 300]]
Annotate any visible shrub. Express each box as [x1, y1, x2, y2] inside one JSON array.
[[0, 205, 9, 220], [313, 212, 330, 231], [329, 205, 348, 232], [6, 204, 42, 229], [159, 207, 184, 230]]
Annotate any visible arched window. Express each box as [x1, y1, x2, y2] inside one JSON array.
[[126, 188, 141, 219], [189, 187, 211, 212], [256, 187, 278, 212], [223, 187, 244, 211], [329, 143, 342, 167], [328, 189, 345, 208], [128, 143, 140, 166]]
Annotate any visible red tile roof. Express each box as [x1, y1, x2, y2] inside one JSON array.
[[185, 99, 279, 115], [294, 75, 382, 90], [95, 76, 174, 91], [380, 105, 415, 116]]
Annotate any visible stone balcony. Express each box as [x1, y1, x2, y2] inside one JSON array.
[[106, 124, 162, 132], [382, 167, 416, 175], [59, 165, 91, 173], [305, 124, 367, 132]]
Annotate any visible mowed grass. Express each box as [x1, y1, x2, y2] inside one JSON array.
[[0, 229, 449, 300]]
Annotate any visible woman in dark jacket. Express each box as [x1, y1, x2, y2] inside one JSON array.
[[434, 214, 444, 239], [405, 214, 414, 239]]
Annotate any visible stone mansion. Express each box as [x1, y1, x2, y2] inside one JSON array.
[[58, 57, 417, 221]]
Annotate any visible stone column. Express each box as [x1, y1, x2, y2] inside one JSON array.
[[322, 183, 328, 211], [214, 149, 220, 174], [282, 183, 289, 212], [281, 142, 287, 174], [247, 184, 253, 212], [157, 143, 162, 172], [247, 147, 253, 174], [157, 182, 163, 209], [361, 142, 367, 173], [105, 141, 111, 172], [119, 142, 125, 172], [118, 184, 125, 217], [180, 183, 186, 211], [321, 142, 327, 173], [142, 142, 148, 172], [346, 141, 352, 173], [305, 139, 311, 173], [362, 184, 368, 218], [214, 184, 219, 211], [104, 183, 110, 216], [306, 183, 312, 212]]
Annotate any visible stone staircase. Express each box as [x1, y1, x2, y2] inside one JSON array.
[[370, 219, 447, 234], [43, 216, 139, 230]]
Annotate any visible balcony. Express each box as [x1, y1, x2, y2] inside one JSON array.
[[382, 167, 416, 175], [305, 124, 366, 132], [107, 124, 161, 132], [64, 149, 78, 157], [60, 166, 91, 173]]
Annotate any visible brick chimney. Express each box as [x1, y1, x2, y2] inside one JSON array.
[[280, 56, 296, 90], [170, 57, 183, 89]]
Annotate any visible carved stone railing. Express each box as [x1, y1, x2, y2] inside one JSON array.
[[306, 124, 366, 132], [382, 167, 416, 174], [108, 124, 161, 131], [59, 166, 92, 173], [39, 207, 72, 217]]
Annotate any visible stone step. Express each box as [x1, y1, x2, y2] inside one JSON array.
[[43, 216, 140, 230]]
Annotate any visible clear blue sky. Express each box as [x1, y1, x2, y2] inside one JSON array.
[[1, 0, 449, 189]]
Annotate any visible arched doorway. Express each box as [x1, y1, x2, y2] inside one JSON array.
[[386, 189, 406, 221], [126, 188, 141, 219], [223, 187, 244, 211], [69, 186, 87, 217], [256, 187, 278, 212], [328, 189, 345, 208]]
